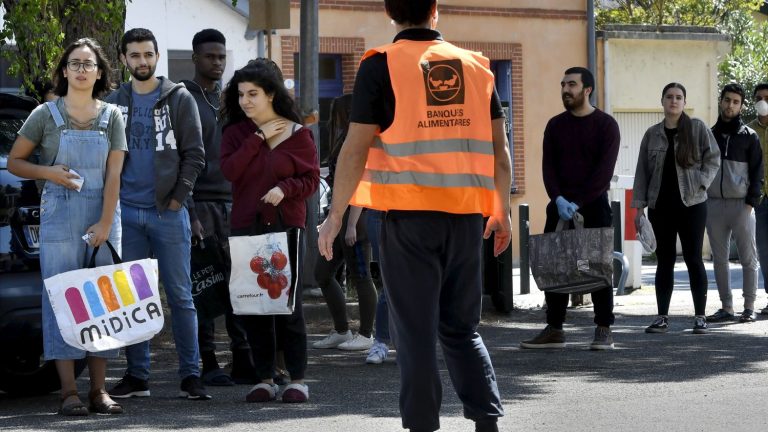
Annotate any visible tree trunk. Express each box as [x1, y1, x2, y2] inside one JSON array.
[[59, 0, 127, 85]]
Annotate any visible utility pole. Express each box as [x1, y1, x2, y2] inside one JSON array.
[[299, 0, 320, 289], [587, 0, 597, 106]]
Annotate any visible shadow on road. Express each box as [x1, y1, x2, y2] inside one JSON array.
[[2, 301, 767, 431]]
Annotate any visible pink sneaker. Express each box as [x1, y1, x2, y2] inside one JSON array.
[[281, 383, 308, 403]]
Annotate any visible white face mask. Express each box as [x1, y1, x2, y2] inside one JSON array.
[[756, 100, 768, 117]]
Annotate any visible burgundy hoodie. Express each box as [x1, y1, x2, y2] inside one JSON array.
[[221, 119, 319, 230]]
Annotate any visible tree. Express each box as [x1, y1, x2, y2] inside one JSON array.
[[596, 0, 762, 28], [596, 0, 768, 115], [0, 0, 128, 99]]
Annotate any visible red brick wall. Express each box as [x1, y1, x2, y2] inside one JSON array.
[[280, 36, 365, 94], [455, 42, 526, 194], [287, 1, 585, 21]]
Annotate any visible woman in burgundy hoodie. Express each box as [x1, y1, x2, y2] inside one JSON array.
[[220, 59, 319, 403]]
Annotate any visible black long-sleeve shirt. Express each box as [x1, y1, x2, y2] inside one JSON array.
[[542, 108, 620, 207]]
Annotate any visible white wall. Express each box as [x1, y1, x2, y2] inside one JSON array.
[[125, 0, 259, 83]]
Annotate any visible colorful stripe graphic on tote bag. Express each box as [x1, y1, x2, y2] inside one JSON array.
[[63, 264, 161, 345]]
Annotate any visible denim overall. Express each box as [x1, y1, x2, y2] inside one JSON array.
[[40, 101, 122, 360]]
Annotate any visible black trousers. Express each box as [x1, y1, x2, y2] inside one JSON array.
[[380, 211, 503, 432], [231, 226, 307, 381], [543, 193, 615, 328], [649, 201, 708, 316], [194, 201, 249, 354]]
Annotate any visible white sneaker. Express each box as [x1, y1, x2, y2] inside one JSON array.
[[366, 341, 389, 364], [312, 330, 353, 349], [338, 333, 374, 351]]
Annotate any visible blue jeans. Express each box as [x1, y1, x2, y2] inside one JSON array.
[[121, 204, 200, 380], [756, 197, 768, 294], [367, 210, 390, 344]]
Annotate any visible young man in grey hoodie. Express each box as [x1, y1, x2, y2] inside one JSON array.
[[106, 28, 209, 400], [706, 83, 763, 324]]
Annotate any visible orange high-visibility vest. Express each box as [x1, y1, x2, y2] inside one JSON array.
[[350, 40, 496, 216]]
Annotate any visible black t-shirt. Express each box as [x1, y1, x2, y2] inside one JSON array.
[[350, 28, 505, 132], [657, 127, 683, 207]]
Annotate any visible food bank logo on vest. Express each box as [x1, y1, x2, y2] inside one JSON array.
[[423, 59, 464, 106], [64, 264, 161, 345]]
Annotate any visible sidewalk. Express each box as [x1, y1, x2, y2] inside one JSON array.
[[305, 259, 768, 322]]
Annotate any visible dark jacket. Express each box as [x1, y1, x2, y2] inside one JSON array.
[[106, 77, 205, 211], [708, 116, 763, 207], [181, 80, 232, 223]]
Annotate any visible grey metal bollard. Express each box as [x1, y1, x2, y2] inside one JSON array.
[[611, 200, 622, 288], [519, 204, 530, 295]]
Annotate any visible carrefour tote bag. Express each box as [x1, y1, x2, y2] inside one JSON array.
[[529, 213, 614, 295], [228, 228, 301, 315], [44, 241, 163, 352]]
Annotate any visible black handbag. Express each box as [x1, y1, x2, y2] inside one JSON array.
[[191, 235, 230, 319]]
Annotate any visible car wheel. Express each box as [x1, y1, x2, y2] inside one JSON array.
[[0, 342, 87, 396]]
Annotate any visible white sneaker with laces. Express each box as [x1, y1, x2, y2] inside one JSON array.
[[312, 330, 353, 349], [366, 341, 389, 364], [338, 333, 374, 351]]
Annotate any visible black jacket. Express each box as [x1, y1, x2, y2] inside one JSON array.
[[708, 115, 764, 207]]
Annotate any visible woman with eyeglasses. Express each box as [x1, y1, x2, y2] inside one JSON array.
[[8, 38, 127, 416]]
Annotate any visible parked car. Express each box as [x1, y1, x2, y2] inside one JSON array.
[[0, 93, 86, 395]]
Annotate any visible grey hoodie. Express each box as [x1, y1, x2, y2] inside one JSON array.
[[106, 77, 205, 211]]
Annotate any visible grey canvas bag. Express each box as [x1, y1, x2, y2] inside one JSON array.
[[529, 213, 614, 294]]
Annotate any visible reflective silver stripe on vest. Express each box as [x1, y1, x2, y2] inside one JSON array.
[[373, 137, 494, 157], [362, 169, 495, 190]]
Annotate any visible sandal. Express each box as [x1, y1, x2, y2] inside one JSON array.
[[88, 389, 124, 414], [59, 390, 89, 416]]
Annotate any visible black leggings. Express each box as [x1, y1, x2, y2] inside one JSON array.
[[314, 233, 377, 337], [649, 201, 708, 316], [231, 226, 307, 381]]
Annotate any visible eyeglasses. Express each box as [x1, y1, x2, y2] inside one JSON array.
[[67, 61, 98, 72]]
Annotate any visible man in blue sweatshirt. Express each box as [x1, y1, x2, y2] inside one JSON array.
[[106, 28, 209, 400]]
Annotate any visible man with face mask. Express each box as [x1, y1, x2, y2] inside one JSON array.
[[705, 83, 763, 324], [520, 66, 620, 350], [747, 83, 768, 315]]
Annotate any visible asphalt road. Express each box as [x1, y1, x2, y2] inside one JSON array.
[[2, 261, 767, 431]]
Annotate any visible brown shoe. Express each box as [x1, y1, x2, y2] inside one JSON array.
[[59, 390, 88, 416], [520, 325, 566, 349], [88, 389, 124, 414]]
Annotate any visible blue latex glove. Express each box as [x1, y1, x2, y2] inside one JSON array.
[[555, 196, 578, 220]]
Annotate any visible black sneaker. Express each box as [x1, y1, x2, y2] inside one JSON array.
[[706, 309, 735, 322], [108, 374, 150, 399], [692, 316, 708, 334], [179, 375, 212, 400], [645, 316, 669, 333], [520, 325, 565, 349], [739, 309, 757, 323]]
